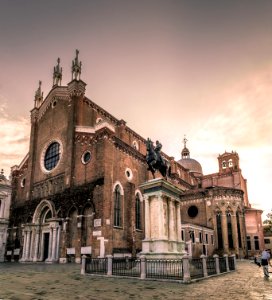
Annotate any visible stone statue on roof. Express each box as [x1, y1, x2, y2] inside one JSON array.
[[72, 49, 82, 80], [53, 58, 62, 86]]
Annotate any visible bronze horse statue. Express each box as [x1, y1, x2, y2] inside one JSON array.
[[145, 138, 171, 179]]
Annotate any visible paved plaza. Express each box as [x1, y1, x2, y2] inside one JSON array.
[[0, 260, 271, 300]]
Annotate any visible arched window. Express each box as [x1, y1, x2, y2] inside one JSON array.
[[216, 213, 223, 249], [222, 161, 227, 169], [114, 185, 122, 227], [135, 193, 141, 230], [227, 212, 233, 248], [236, 211, 242, 248], [228, 159, 233, 167]]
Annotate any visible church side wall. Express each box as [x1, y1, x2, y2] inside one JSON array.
[[102, 138, 147, 256]]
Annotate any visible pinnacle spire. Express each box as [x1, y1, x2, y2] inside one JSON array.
[[34, 80, 43, 108]]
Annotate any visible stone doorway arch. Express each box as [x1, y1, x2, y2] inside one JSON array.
[[21, 200, 61, 263]]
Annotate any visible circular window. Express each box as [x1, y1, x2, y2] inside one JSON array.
[[125, 168, 133, 181], [44, 142, 61, 171], [52, 100, 57, 108], [187, 205, 198, 218], [82, 151, 91, 164]]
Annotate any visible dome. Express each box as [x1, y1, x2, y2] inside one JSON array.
[[177, 136, 203, 176], [177, 158, 203, 176]]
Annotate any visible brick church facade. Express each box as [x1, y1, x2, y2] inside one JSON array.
[[6, 51, 263, 262]]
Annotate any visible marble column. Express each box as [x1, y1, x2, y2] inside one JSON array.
[[144, 196, 150, 239], [221, 213, 229, 254], [231, 213, 239, 255], [48, 228, 53, 261], [29, 228, 35, 261], [22, 230, 27, 261], [0, 200, 4, 218], [56, 226, 60, 261], [25, 231, 31, 261], [176, 202, 181, 242], [33, 229, 40, 262], [168, 199, 175, 241], [51, 227, 57, 261], [239, 213, 246, 256], [157, 194, 164, 238]]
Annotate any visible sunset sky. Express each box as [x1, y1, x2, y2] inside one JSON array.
[[0, 1, 272, 219]]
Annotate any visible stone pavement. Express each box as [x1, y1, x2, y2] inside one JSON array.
[[0, 260, 271, 300]]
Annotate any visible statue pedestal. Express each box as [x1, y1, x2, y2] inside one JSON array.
[[139, 178, 186, 259]]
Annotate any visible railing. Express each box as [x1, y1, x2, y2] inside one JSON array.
[[228, 256, 235, 271], [85, 257, 107, 274], [146, 259, 183, 280], [190, 258, 204, 279], [112, 257, 140, 277], [219, 257, 227, 273], [82, 254, 236, 283], [206, 257, 217, 276]]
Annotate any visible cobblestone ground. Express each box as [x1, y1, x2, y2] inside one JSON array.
[[0, 260, 271, 300]]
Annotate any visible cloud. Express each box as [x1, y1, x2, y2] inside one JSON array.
[[0, 102, 30, 176], [188, 67, 272, 219]]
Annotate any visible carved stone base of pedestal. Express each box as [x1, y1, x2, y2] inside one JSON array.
[[141, 239, 186, 259]]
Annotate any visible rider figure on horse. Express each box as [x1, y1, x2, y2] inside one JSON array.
[[154, 140, 163, 163], [146, 138, 170, 178]]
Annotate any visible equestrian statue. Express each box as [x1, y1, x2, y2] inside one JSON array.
[[145, 138, 171, 179]]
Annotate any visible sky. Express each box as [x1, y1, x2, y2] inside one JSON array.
[[0, 0, 272, 219]]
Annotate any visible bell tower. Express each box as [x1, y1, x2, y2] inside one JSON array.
[[218, 151, 240, 174]]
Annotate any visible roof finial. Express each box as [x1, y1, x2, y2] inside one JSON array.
[[181, 134, 190, 159], [53, 57, 62, 86], [183, 134, 188, 148], [34, 80, 43, 108], [71, 49, 82, 81]]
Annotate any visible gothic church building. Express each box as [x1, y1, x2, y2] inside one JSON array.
[[7, 51, 263, 262]]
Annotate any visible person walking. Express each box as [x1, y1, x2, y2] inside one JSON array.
[[261, 249, 271, 277]]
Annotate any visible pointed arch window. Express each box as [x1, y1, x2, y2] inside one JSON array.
[[227, 212, 234, 248], [228, 159, 233, 167], [236, 211, 242, 248], [114, 185, 122, 227], [216, 213, 223, 249], [135, 193, 141, 230]]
